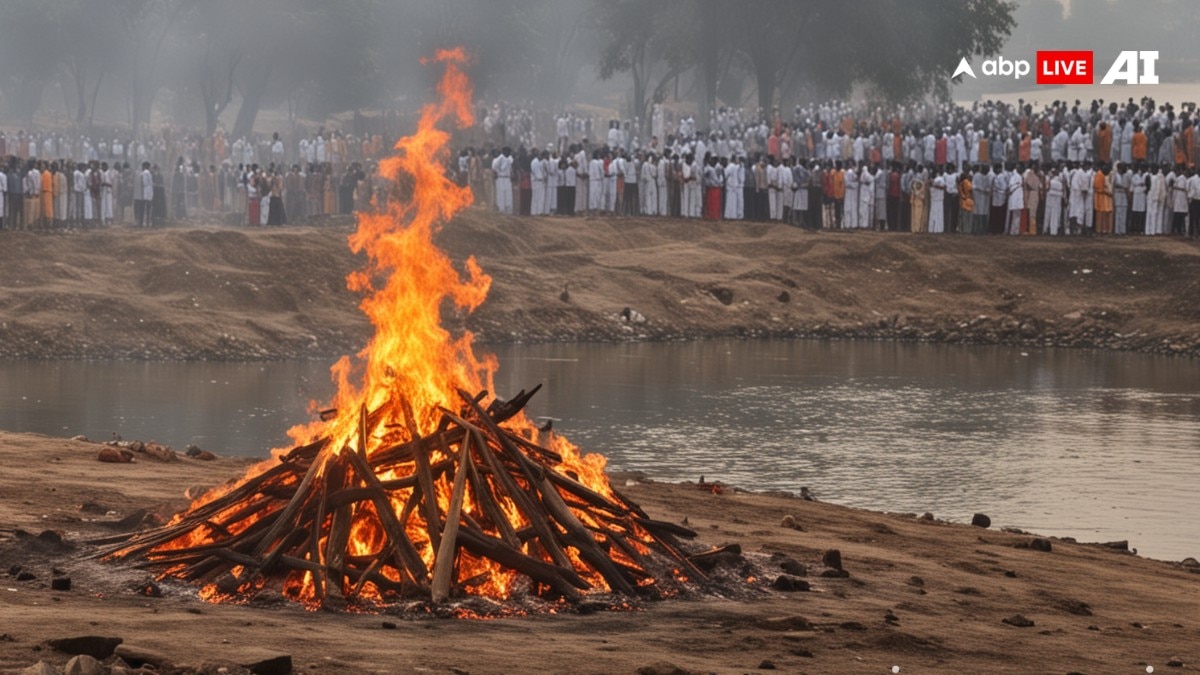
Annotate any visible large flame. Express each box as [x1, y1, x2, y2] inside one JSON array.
[[95, 50, 704, 612], [289, 47, 495, 449], [130, 49, 642, 607]]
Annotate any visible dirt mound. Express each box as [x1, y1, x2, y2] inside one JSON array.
[[1, 213, 1199, 359]]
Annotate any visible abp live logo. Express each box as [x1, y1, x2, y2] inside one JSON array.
[[1036, 50, 1158, 85], [954, 51, 1160, 85]]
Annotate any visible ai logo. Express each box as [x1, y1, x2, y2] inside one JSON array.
[[1100, 51, 1159, 85]]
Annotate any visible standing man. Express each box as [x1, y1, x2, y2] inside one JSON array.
[[1188, 167, 1200, 237], [1146, 165, 1166, 236], [843, 160, 859, 230], [1113, 162, 1132, 235], [492, 147, 513, 215], [1093, 164, 1114, 235], [990, 163, 1008, 234], [720, 154, 739, 218]]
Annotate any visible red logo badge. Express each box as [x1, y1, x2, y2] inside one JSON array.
[[1036, 51, 1094, 85]]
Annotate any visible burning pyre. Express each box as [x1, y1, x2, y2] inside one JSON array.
[[100, 50, 709, 612]]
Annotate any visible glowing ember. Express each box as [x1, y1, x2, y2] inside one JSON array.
[[100, 50, 705, 611]]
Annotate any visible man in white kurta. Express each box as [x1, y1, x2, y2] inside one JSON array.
[[765, 160, 781, 221], [587, 154, 605, 214], [72, 165, 87, 225], [492, 149, 513, 215], [640, 154, 656, 215], [529, 155, 545, 216], [928, 172, 945, 233], [1146, 167, 1166, 236], [1045, 170, 1064, 235], [858, 164, 875, 228], [843, 163, 859, 229], [1068, 164, 1090, 234], [1005, 165, 1024, 235], [724, 158, 743, 220], [100, 163, 115, 224]]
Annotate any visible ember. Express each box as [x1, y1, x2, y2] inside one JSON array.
[[99, 50, 707, 610]]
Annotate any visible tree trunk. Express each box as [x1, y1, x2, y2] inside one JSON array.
[[232, 62, 271, 140], [755, 58, 777, 114], [8, 79, 46, 127]]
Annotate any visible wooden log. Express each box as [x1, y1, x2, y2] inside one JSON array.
[[502, 431, 564, 465], [349, 555, 385, 598], [544, 469, 625, 515], [634, 517, 698, 540], [401, 397, 442, 553], [251, 442, 331, 557], [324, 457, 353, 598], [454, 432, 522, 549], [470, 425, 573, 570], [456, 526, 585, 600], [458, 391, 574, 570], [310, 466, 329, 602], [343, 442, 430, 587], [431, 432, 472, 603], [537, 475, 637, 595]]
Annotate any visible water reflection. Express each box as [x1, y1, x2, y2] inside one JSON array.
[[0, 340, 1196, 560]]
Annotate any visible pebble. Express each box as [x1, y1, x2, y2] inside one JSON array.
[[114, 644, 173, 670], [51, 577, 71, 591], [1002, 614, 1036, 628], [1030, 538, 1053, 552], [20, 662, 59, 675], [64, 654, 103, 675], [97, 447, 133, 463], [779, 558, 806, 576], [758, 660, 777, 670], [971, 513, 991, 528], [772, 575, 810, 592], [46, 636, 123, 659], [821, 549, 843, 571], [755, 615, 813, 632]]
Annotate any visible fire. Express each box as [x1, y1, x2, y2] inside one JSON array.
[[288, 47, 492, 450], [102, 50, 703, 611]]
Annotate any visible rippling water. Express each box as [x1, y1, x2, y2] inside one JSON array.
[[2, 340, 1197, 560]]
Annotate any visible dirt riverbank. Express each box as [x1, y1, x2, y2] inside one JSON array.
[[1, 431, 1197, 674], [0, 211, 1198, 360]]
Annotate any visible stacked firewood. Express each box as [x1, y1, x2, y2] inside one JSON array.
[[98, 387, 704, 606]]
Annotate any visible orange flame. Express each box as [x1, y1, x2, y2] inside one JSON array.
[[127, 49, 660, 608], [289, 47, 493, 450]]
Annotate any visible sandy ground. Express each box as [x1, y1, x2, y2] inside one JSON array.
[[1, 431, 1198, 674], [0, 212, 1199, 360]]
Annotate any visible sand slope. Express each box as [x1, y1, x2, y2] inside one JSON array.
[[1, 213, 1199, 359], [1, 432, 1197, 674]]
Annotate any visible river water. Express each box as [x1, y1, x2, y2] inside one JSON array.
[[2, 340, 1196, 561]]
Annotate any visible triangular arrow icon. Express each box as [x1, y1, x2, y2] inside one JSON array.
[[953, 57, 977, 80]]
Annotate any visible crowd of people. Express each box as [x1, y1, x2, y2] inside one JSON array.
[[0, 127, 391, 230], [462, 96, 1200, 238], [7, 95, 1200, 238]]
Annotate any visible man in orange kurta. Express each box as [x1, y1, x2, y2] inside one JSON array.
[[1095, 122, 1112, 163], [1132, 124, 1147, 162], [832, 165, 846, 227], [1093, 167, 1114, 234], [1175, 124, 1192, 167], [41, 166, 54, 226]]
